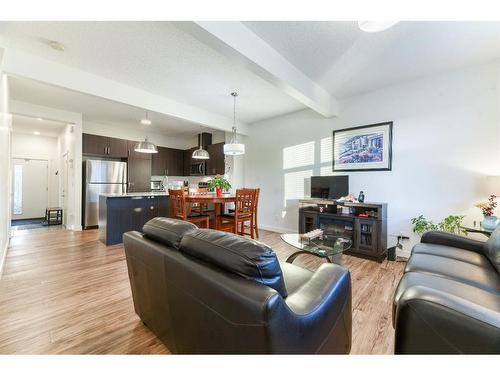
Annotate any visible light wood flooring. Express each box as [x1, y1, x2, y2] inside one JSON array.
[[0, 228, 405, 354]]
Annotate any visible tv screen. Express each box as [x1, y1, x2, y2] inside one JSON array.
[[311, 176, 349, 199]]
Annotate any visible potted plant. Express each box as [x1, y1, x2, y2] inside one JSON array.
[[475, 194, 498, 230], [411, 214, 466, 236], [208, 175, 231, 197]]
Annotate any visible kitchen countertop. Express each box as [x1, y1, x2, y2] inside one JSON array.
[[100, 192, 169, 198]]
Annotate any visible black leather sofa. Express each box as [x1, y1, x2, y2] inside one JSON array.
[[393, 228, 500, 354], [123, 217, 352, 354]]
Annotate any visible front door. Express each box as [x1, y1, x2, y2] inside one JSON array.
[[11, 158, 49, 220]]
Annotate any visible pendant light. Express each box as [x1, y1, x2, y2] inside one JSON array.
[[192, 126, 210, 160], [140, 111, 152, 125], [224, 92, 245, 156], [134, 136, 158, 153]]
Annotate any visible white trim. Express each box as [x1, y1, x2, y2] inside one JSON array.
[[259, 224, 296, 234], [0, 238, 9, 279]]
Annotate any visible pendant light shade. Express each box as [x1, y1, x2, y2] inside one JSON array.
[[134, 137, 158, 153], [192, 147, 210, 160], [192, 127, 210, 160], [224, 92, 245, 156], [223, 142, 245, 156], [358, 21, 398, 33]]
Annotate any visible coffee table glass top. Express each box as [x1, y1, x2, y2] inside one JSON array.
[[280, 233, 352, 258]]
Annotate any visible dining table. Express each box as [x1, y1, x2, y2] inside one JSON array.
[[184, 193, 236, 230]]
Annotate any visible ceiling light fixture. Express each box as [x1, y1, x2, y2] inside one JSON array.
[[358, 21, 399, 33], [48, 40, 65, 51], [134, 136, 158, 154], [192, 127, 210, 160], [223, 92, 245, 156], [33, 131, 40, 135], [140, 111, 152, 126]]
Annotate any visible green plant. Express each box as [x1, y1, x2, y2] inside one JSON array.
[[207, 175, 231, 191], [411, 214, 466, 236]]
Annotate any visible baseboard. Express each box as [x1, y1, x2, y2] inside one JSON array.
[[0, 239, 9, 280], [259, 224, 296, 234]]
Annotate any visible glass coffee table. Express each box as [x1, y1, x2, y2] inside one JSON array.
[[280, 233, 352, 265]]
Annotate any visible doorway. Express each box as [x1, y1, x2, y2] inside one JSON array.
[[11, 158, 49, 224]]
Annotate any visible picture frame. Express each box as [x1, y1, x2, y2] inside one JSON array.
[[332, 121, 393, 172]]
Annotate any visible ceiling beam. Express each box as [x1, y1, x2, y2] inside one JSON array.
[[176, 21, 339, 118], [1, 48, 249, 135]]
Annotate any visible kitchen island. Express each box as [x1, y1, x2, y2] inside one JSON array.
[[99, 192, 170, 245]]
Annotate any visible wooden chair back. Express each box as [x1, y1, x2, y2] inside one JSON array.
[[168, 189, 187, 219], [234, 188, 258, 219]]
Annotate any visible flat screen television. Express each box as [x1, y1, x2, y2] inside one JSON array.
[[311, 176, 349, 200]]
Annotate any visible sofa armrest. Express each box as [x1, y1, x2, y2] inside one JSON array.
[[395, 285, 500, 354], [271, 264, 352, 353], [421, 230, 485, 253]]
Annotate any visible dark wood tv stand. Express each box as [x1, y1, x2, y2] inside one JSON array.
[[298, 199, 387, 262]]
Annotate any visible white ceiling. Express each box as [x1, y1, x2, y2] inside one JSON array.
[[9, 76, 210, 138], [2, 21, 500, 123], [0, 21, 304, 123], [11, 113, 67, 138], [244, 21, 500, 98]]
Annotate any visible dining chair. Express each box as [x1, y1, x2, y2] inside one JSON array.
[[226, 188, 260, 238], [168, 189, 210, 228], [218, 188, 258, 239], [190, 188, 215, 218]]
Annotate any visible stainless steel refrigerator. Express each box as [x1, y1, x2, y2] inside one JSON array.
[[83, 160, 127, 228]]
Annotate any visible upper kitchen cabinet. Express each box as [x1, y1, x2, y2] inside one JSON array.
[[108, 137, 128, 158], [152, 146, 184, 176], [206, 142, 226, 175], [82, 133, 128, 158], [83, 133, 109, 156]]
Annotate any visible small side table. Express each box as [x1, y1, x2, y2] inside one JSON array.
[[45, 207, 63, 226], [461, 226, 493, 237]]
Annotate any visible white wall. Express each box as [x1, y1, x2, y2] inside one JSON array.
[[11, 133, 59, 207], [244, 62, 500, 250], [11, 101, 83, 231], [0, 72, 12, 277]]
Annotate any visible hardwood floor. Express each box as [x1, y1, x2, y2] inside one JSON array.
[[0, 227, 405, 354]]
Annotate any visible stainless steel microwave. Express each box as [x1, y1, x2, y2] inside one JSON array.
[[190, 161, 205, 176]]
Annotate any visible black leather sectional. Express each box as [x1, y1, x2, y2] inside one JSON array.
[[393, 228, 500, 353], [123, 217, 352, 354]]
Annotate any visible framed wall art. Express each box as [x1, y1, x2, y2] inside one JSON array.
[[332, 121, 393, 172]]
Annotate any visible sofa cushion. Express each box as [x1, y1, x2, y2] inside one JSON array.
[[412, 243, 491, 268], [484, 226, 500, 273], [143, 217, 198, 250], [280, 262, 313, 295], [180, 229, 288, 297], [405, 253, 500, 293], [393, 271, 500, 327]]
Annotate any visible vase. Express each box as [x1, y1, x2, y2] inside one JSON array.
[[215, 187, 223, 197], [482, 215, 499, 231]]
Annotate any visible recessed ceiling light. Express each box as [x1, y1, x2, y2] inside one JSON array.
[[358, 21, 399, 33], [33, 131, 40, 135], [48, 40, 65, 51], [37, 117, 43, 121]]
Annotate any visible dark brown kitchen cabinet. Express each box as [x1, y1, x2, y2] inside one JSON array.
[[83, 134, 128, 157], [168, 148, 184, 176], [83, 133, 109, 155], [151, 146, 168, 175], [152, 147, 184, 176], [183, 147, 197, 176], [108, 137, 128, 158], [127, 157, 151, 192], [206, 142, 225, 175]]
